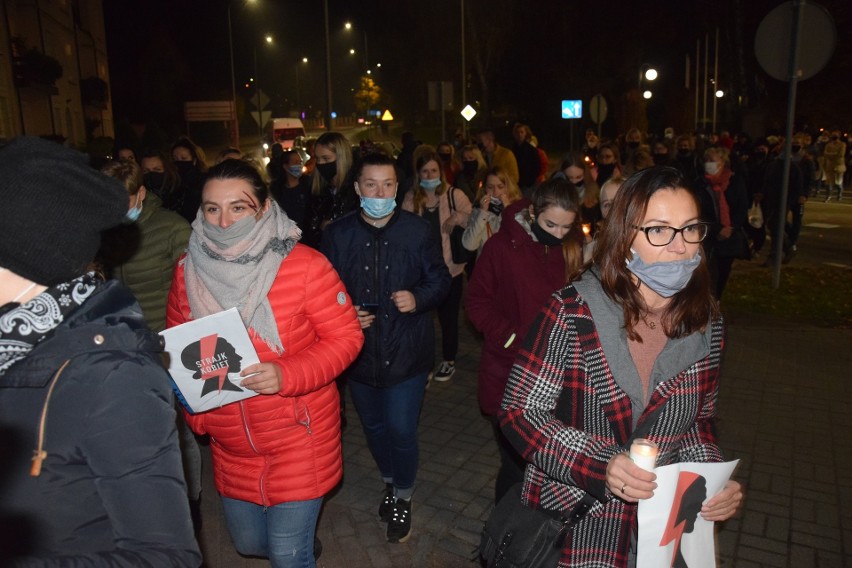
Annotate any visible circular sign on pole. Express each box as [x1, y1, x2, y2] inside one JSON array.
[[589, 94, 608, 124], [755, 1, 835, 81]]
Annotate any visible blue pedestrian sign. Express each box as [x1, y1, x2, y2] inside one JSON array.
[[561, 100, 582, 120]]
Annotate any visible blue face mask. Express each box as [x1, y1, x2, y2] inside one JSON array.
[[287, 165, 304, 178], [626, 250, 702, 298], [124, 194, 143, 223], [420, 178, 441, 191], [360, 196, 396, 220]]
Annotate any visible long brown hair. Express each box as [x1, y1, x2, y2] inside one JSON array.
[[590, 166, 719, 340], [410, 146, 449, 214], [530, 178, 584, 285], [559, 152, 599, 209]]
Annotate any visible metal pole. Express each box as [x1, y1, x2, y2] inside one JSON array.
[[461, 0, 466, 140], [323, 0, 333, 131], [772, 0, 804, 289], [255, 47, 263, 145], [364, 31, 369, 70], [712, 28, 719, 132], [694, 39, 700, 131], [702, 33, 709, 131], [227, 5, 239, 147]]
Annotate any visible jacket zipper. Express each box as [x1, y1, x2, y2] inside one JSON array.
[[30, 359, 71, 477], [239, 400, 268, 506], [296, 400, 313, 434], [372, 233, 381, 386]]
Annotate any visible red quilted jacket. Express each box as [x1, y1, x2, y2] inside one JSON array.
[[166, 244, 363, 506]]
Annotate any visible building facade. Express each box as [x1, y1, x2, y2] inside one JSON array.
[[0, 0, 112, 146]]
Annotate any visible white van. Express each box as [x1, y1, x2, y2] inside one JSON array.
[[269, 118, 306, 149]]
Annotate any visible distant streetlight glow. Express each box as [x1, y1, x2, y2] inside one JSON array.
[[643, 90, 653, 99], [715, 89, 724, 98], [344, 22, 352, 30], [644, 68, 658, 81], [349, 48, 356, 54], [376, 63, 381, 68], [265, 34, 273, 44], [302, 57, 308, 63]]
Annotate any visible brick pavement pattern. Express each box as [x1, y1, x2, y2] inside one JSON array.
[[195, 314, 852, 568]]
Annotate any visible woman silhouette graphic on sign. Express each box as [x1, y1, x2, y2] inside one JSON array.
[[181, 333, 243, 396], [661, 471, 707, 568]]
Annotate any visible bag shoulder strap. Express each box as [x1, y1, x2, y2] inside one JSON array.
[[447, 186, 457, 212]]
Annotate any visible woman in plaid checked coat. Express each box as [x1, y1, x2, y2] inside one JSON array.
[[500, 167, 743, 567]]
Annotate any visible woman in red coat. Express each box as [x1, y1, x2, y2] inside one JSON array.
[[466, 178, 584, 504], [166, 159, 363, 568]]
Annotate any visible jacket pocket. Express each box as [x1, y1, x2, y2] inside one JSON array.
[[294, 397, 312, 434]]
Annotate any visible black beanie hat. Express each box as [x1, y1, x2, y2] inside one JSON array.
[[0, 137, 129, 285]]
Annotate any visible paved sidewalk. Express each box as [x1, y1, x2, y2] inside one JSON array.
[[196, 314, 852, 568]]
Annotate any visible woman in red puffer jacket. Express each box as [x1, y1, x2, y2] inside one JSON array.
[[166, 158, 363, 568]]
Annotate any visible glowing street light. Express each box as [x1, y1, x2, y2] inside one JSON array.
[[643, 90, 653, 100], [349, 48, 356, 55], [644, 68, 658, 81], [715, 89, 724, 98], [344, 21, 352, 30]]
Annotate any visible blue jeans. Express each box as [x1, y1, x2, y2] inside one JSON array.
[[220, 496, 323, 568], [348, 373, 428, 492]]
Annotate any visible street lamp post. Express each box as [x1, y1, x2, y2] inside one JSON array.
[[227, 5, 238, 147], [323, 0, 333, 131], [254, 34, 272, 148], [296, 57, 308, 115]]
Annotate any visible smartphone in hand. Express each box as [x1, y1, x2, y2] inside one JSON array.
[[360, 302, 379, 314]]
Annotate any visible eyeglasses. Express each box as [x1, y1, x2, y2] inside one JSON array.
[[632, 223, 710, 246]]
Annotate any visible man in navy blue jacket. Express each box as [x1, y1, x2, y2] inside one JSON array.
[[322, 151, 450, 545]]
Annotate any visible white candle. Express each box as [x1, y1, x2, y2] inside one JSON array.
[[629, 438, 658, 471]]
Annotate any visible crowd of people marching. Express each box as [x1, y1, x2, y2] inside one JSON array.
[[18, 116, 852, 565]]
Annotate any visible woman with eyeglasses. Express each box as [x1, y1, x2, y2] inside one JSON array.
[[499, 167, 743, 566]]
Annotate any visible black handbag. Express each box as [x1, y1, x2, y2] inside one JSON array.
[[447, 188, 475, 265], [479, 403, 669, 567], [479, 485, 594, 568]]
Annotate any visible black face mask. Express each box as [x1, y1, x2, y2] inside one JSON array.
[[143, 171, 166, 195], [596, 162, 615, 181], [438, 152, 452, 163], [627, 141, 640, 150], [174, 161, 197, 178], [462, 160, 479, 177], [653, 153, 669, 165], [677, 149, 692, 158], [316, 161, 337, 184], [530, 219, 565, 247]]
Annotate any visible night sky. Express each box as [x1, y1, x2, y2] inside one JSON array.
[[104, 0, 852, 148]]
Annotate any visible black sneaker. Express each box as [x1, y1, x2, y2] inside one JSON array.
[[386, 498, 412, 543], [433, 361, 455, 382], [378, 484, 395, 522]]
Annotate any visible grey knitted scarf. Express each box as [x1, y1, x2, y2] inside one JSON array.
[[184, 201, 301, 355]]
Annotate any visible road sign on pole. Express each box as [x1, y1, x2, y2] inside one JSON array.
[[250, 110, 272, 128], [561, 100, 582, 120], [249, 89, 271, 111]]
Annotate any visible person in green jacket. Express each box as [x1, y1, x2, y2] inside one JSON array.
[[100, 160, 191, 332], [100, 159, 202, 531]]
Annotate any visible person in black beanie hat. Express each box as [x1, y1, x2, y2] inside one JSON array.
[[0, 137, 201, 566]]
